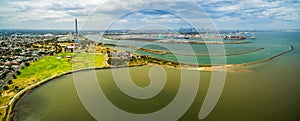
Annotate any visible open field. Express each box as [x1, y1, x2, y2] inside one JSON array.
[[0, 52, 105, 119]]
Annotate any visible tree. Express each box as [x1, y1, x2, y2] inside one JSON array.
[[8, 80, 13, 85], [107, 58, 112, 65], [13, 74, 17, 79], [3, 86, 9, 90], [25, 62, 30, 66], [16, 71, 21, 75]]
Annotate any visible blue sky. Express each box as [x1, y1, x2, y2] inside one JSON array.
[[0, 0, 299, 30]]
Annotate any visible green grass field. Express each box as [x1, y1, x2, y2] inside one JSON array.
[[11, 52, 105, 89], [0, 52, 105, 118]]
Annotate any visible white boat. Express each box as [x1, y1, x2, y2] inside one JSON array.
[[251, 33, 256, 40]]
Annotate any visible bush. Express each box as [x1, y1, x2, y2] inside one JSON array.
[[8, 80, 13, 85], [13, 74, 17, 79], [3, 86, 9, 90], [16, 71, 21, 75], [25, 62, 30, 66]]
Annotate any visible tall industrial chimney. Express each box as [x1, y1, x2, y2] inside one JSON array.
[[75, 18, 78, 41]]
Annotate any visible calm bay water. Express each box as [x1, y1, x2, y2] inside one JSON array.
[[84, 32, 294, 65], [13, 32, 300, 121]]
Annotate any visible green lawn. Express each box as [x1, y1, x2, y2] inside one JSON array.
[[0, 52, 105, 119], [73, 53, 105, 70], [11, 52, 105, 89], [12, 53, 73, 89]]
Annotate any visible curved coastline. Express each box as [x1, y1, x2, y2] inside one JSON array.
[[229, 45, 294, 67], [105, 44, 264, 57], [5, 45, 294, 120], [4, 67, 114, 121], [103, 37, 252, 45], [138, 47, 265, 56], [148, 45, 294, 71]]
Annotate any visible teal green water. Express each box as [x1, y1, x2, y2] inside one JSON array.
[[85, 32, 294, 65], [13, 32, 300, 121]]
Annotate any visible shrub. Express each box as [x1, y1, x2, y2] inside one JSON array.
[[3, 86, 9, 90], [8, 80, 13, 85], [16, 71, 21, 75]]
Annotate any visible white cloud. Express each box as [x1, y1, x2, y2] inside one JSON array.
[[0, 0, 299, 30], [199, 0, 300, 29]]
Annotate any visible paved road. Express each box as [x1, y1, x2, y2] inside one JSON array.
[[0, 63, 24, 91]]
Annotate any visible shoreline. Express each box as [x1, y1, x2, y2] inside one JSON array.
[[145, 45, 294, 72], [5, 66, 116, 121], [105, 44, 264, 57], [102, 37, 252, 45], [138, 47, 264, 56], [228, 45, 294, 67], [5, 45, 294, 120]]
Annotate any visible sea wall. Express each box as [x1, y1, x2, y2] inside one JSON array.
[[231, 45, 294, 67]]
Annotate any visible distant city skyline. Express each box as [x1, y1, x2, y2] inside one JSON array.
[[0, 0, 299, 30]]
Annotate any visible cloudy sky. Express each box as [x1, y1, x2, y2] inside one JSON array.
[[0, 0, 299, 30]]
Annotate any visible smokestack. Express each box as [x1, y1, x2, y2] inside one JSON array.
[[75, 18, 78, 41]]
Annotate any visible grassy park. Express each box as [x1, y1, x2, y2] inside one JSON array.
[[0, 52, 105, 119]]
